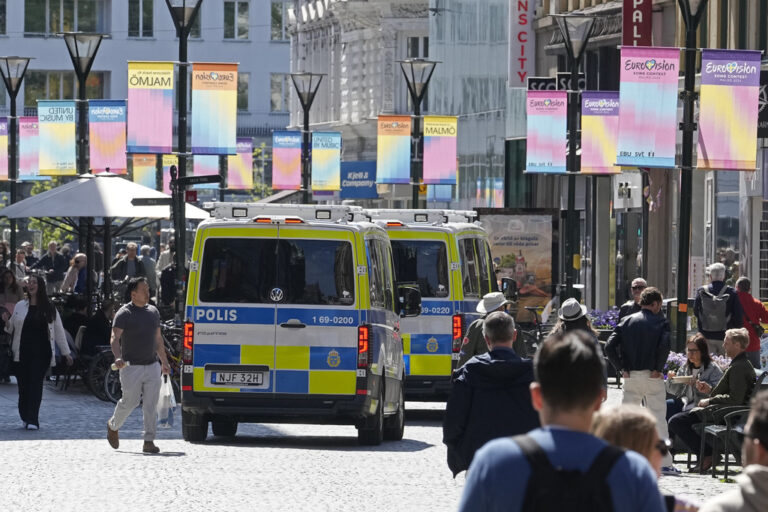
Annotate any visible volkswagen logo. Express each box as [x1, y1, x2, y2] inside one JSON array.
[[269, 288, 284, 302]]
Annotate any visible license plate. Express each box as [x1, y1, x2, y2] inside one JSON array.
[[211, 371, 265, 386]]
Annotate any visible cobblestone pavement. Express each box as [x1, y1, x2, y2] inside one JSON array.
[[0, 378, 739, 511]]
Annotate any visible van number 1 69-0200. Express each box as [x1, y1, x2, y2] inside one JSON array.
[[313, 316, 355, 325]]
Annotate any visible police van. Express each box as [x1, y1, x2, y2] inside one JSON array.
[[181, 203, 421, 445], [364, 209, 495, 400]]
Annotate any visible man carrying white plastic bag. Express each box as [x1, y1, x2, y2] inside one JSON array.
[[157, 375, 176, 428]]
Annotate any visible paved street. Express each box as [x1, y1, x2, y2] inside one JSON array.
[[0, 378, 740, 511]]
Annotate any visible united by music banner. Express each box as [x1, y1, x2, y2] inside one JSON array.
[[38, 100, 76, 175], [697, 49, 762, 170], [423, 116, 458, 185], [272, 131, 302, 190], [0, 118, 7, 180], [191, 62, 238, 155], [616, 47, 680, 168], [19, 117, 48, 181], [525, 90, 567, 174], [376, 115, 411, 184], [227, 138, 253, 190], [89, 100, 127, 174], [162, 154, 178, 194], [311, 132, 341, 191], [581, 92, 621, 174], [127, 61, 174, 153], [132, 154, 157, 189], [192, 154, 220, 189]]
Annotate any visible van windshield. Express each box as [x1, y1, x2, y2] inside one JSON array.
[[390, 240, 449, 298]]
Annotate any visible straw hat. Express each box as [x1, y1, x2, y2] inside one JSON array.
[[476, 292, 513, 314]]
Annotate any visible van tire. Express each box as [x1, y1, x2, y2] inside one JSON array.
[[182, 410, 208, 443], [357, 389, 384, 446], [383, 378, 405, 441], [212, 419, 238, 438]]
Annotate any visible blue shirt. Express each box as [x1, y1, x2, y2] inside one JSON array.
[[458, 426, 665, 512]]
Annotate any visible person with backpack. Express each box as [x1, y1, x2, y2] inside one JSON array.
[[735, 277, 767, 369], [694, 262, 743, 356], [458, 330, 664, 512]]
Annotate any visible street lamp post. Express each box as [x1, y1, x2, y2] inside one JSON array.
[[553, 14, 596, 301], [676, 0, 708, 348], [290, 72, 324, 204], [399, 58, 438, 208], [0, 57, 32, 256]]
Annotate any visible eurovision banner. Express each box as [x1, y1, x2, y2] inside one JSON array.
[[127, 61, 174, 153], [311, 132, 341, 191], [162, 154, 178, 194], [616, 47, 680, 168], [191, 63, 237, 155], [581, 91, 621, 174], [89, 100, 127, 174], [697, 49, 762, 171], [376, 115, 411, 184], [525, 90, 567, 173], [0, 119, 7, 181], [272, 131, 302, 190], [132, 154, 157, 189], [19, 117, 48, 181], [193, 155, 220, 189], [423, 116, 458, 185], [227, 138, 253, 190], [38, 100, 76, 175]]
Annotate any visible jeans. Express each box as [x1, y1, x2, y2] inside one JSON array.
[[746, 350, 761, 369], [108, 362, 162, 442], [623, 370, 673, 466], [666, 397, 684, 421], [668, 409, 709, 456]]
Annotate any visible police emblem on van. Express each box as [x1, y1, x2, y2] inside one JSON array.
[[270, 288, 284, 302], [327, 350, 341, 368], [426, 337, 439, 353]]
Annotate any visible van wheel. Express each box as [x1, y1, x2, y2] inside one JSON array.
[[182, 410, 208, 443], [357, 389, 384, 446], [212, 419, 238, 438], [383, 378, 405, 441]]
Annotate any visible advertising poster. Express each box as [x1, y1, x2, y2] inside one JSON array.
[[376, 115, 411, 184], [697, 49, 761, 171], [581, 91, 621, 174], [38, 100, 76, 175], [162, 154, 178, 195], [616, 47, 680, 168], [525, 90, 567, 173], [89, 99, 127, 174], [311, 131, 341, 191], [127, 61, 174, 153], [227, 138, 253, 190], [272, 131, 302, 190], [132, 154, 157, 189], [0, 118, 7, 180], [19, 117, 48, 181], [423, 116, 458, 184], [191, 62, 238, 155], [192, 154, 220, 189], [340, 161, 377, 199]]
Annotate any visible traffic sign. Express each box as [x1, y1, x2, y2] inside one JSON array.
[[131, 197, 173, 207], [177, 174, 222, 186], [185, 190, 198, 202]]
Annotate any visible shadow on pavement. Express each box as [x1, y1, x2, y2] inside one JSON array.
[[204, 434, 433, 452]]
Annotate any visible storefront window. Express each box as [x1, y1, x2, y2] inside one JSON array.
[[715, 172, 739, 285]]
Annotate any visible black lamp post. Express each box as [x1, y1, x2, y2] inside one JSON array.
[[553, 14, 595, 301], [290, 72, 324, 204], [0, 57, 32, 256], [675, 0, 708, 348], [399, 58, 438, 208], [166, 0, 202, 317]]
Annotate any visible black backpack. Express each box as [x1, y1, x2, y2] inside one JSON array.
[[160, 264, 176, 306], [514, 434, 624, 512]]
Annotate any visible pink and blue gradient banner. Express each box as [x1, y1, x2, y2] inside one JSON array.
[[616, 47, 680, 168], [697, 49, 761, 171], [376, 115, 411, 184], [38, 100, 76, 175], [89, 100, 127, 174], [493, 178, 504, 206], [162, 155, 178, 194], [525, 90, 567, 174], [272, 131, 302, 190], [311, 132, 341, 191], [132, 154, 157, 189], [192, 154, 220, 189], [423, 116, 458, 184], [191, 63, 238, 155], [19, 117, 49, 181], [227, 138, 253, 190], [581, 92, 620, 175], [0, 118, 7, 181], [127, 62, 174, 154]]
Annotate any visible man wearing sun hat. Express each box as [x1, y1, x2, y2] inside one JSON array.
[[457, 292, 513, 368]]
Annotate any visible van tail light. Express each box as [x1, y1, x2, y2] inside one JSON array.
[[183, 321, 194, 364], [452, 315, 463, 353], [358, 325, 370, 369]]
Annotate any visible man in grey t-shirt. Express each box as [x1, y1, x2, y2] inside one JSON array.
[[107, 277, 170, 454]]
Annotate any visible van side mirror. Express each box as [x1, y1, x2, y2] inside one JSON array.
[[397, 285, 422, 317], [501, 278, 518, 301]]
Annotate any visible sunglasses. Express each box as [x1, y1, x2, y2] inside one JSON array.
[[632, 285, 647, 291], [655, 439, 671, 457]]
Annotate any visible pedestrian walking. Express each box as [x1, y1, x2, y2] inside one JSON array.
[[735, 277, 767, 369], [456, 292, 512, 367], [107, 277, 170, 454], [694, 262, 743, 356], [8, 249, 28, 281], [110, 242, 147, 281], [619, 277, 647, 321], [31, 241, 68, 294], [443, 311, 539, 476], [139, 246, 158, 298], [3, 275, 72, 429], [605, 287, 675, 473], [457, 330, 664, 512]]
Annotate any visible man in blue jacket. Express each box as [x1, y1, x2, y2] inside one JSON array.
[[443, 311, 540, 476]]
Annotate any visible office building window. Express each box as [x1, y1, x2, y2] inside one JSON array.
[[271, 2, 288, 41], [25, 0, 107, 35], [0, 0, 6, 35], [25, 71, 105, 107], [270, 73, 289, 112], [238, 73, 249, 111], [224, 0, 249, 40], [129, 0, 153, 38], [189, 10, 201, 38]]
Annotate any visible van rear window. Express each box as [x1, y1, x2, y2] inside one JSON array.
[[390, 240, 449, 298]]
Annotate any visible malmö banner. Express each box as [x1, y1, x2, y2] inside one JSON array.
[[191, 62, 238, 155], [0, 119, 7, 180], [423, 116, 458, 185], [272, 131, 302, 190], [376, 115, 411, 184], [127, 62, 174, 153], [19, 117, 48, 181], [227, 138, 253, 190], [132, 154, 157, 189], [525, 90, 567, 174], [581, 91, 620, 174], [616, 47, 680, 168], [89, 100, 127, 174], [697, 49, 761, 171], [38, 100, 76, 175]]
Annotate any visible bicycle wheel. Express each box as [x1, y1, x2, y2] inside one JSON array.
[[103, 368, 122, 404], [87, 350, 113, 402]]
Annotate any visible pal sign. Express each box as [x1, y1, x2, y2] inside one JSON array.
[[623, 0, 652, 46], [508, 1, 535, 87]]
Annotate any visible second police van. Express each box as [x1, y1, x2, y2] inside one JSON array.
[[180, 204, 421, 445]]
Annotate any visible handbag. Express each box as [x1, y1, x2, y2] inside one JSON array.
[[750, 320, 765, 337], [156, 375, 176, 428]]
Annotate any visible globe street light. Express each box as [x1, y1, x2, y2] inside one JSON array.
[[290, 72, 325, 204], [399, 58, 438, 208]]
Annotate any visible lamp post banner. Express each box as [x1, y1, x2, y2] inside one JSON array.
[[311, 131, 342, 191], [162, 154, 178, 194], [340, 161, 377, 199], [272, 130, 302, 190], [227, 138, 253, 190], [376, 115, 411, 184], [697, 49, 761, 171], [192, 154, 220, 189], [19, 117, 48, 181], [132, 154, 157, 189], [525, 90, 567, 174], [38, 100, 76, 176], [89, 99, 127, 174], [127, 61, 174, 153], [581, 91, 621, 175], [191, 62, 238, 155], [616, 46, 680, 168], [0, 118, 7, 180], [423, 115, 458, 185]]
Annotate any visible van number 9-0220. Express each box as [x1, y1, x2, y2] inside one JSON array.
[[422, 306, 451, 315], [312, 316, 356, 325]]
